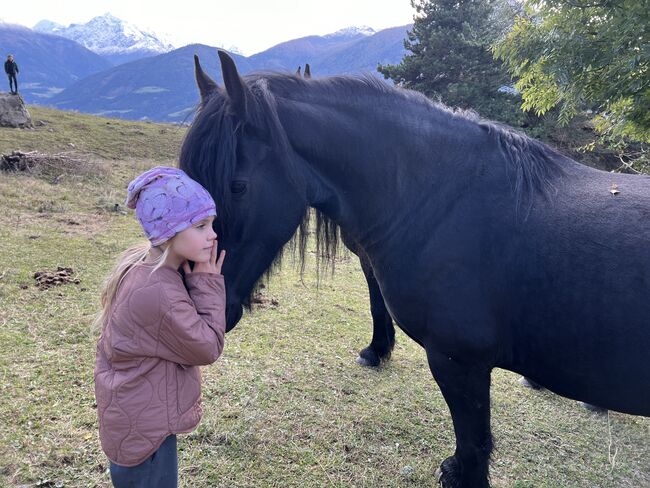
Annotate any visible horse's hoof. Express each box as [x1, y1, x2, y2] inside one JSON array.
[[435, 456, 460, 488], [518, 376, 544, 390], [356, 347, 381, 368], [436, 455, 489, 488], [355, 355, 378, 368], [580, 402, 608, 414]]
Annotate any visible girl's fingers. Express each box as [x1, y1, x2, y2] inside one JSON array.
[[211, 241, 218, 264], [216, 250, 226, 273]]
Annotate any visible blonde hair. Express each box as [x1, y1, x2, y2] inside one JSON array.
[[92, 241, 172, 333]]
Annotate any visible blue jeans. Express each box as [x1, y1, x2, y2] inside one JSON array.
[[109, 434, 178, 488]]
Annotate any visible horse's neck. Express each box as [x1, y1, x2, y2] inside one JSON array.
[[284, 98, 494, 250]]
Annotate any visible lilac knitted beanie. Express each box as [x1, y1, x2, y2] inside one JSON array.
[[125, 166, 216, 246]]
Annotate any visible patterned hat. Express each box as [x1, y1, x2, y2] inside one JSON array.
[[125, 166, 216, 246]]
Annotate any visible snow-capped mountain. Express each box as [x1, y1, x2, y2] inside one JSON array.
[[33, 13, 175, 65], [325, 26, 376, 39], [32, 19, 65, 32]]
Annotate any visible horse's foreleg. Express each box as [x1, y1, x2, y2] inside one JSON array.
[[356, 253, 395, 367], [427, 349, 492, 488]]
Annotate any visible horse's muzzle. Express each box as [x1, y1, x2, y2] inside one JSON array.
[[225, 303, 243, 332]]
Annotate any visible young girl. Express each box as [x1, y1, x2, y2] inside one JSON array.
[[94, 166, 227, 488]]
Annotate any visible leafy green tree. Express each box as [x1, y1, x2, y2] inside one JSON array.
[[378, 0, 526, 126], [493, 0, 650, 145]]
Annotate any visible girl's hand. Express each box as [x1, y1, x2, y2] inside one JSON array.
[[182, 241, 226, 275]]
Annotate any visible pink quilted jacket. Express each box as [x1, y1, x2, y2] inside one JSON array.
[[94, 262, 226, 466]]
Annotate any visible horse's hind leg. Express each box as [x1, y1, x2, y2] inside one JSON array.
[[340, 230, 395, 367], [427, 348, 492, 488], [356, 250, 395, 367]]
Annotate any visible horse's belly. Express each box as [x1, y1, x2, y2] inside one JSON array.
[[505, 302, 650, 416]]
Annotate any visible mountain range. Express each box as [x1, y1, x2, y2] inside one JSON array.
[[0, 15, 411, 122], [33, 13, 175, 65], [0, 22, 111, 100]]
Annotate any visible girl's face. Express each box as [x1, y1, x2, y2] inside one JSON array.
[[167, 216, 217, 265]]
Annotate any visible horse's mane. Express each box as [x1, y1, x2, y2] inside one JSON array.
[[179, 71, 564, 303], [254, 71, 563, 216]]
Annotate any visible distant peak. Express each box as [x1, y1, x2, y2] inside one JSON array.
[[33, 19, 64, 32], [325, 26, 375, 38], [32, 13, 175, 56], [97, 12, 119, 20], [88, 13, 123, 24]]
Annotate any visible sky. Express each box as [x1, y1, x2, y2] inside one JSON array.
[[1, 1, 416, 55]]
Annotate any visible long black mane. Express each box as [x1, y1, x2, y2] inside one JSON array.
[[179, 71, 565, 295]]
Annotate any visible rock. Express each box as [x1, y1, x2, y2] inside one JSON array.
[[0, 92, 32, 128]]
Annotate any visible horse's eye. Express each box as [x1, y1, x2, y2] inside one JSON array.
[[231, 180, 247, 194]]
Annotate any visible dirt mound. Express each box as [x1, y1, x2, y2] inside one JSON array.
[[251, 292, 279, 309], [33, 267, 80, 290]]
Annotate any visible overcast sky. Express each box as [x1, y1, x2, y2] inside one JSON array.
[[2, 1, 416, 55]]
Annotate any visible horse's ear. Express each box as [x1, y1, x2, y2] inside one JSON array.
[[194, 54, 218, 103], [296, 66, 301, 76], [218, 50, 248, 119], [304, 64, 311, 79]]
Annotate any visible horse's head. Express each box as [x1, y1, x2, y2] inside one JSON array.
[[180, 52, 311, 331]]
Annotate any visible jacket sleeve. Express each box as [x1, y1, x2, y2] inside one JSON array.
[[156, 272, 226, 366]]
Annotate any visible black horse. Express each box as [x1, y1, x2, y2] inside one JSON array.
[[180, 52, 650, 488], [293, 65, 572, 397]]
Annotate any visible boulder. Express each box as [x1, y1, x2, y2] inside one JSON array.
[[0, 92, 32, 128]]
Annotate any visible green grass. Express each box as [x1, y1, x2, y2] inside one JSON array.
[[1, 105, 186, 162], [0, 108, 648, 487]]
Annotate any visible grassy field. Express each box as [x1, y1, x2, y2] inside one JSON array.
[[0, 106, 648, 487]]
